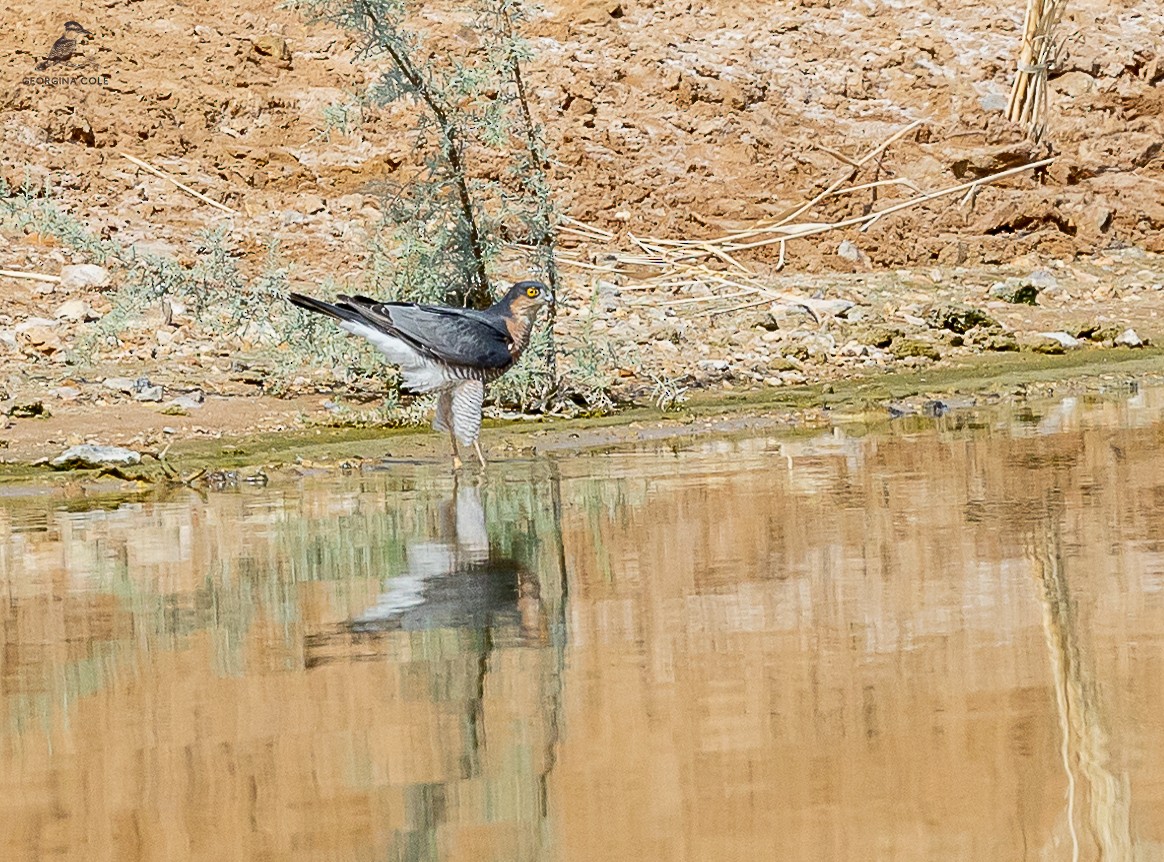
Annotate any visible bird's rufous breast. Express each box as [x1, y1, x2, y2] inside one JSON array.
[[501, 295, 544, 358]]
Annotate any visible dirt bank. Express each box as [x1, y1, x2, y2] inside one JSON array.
[[3, 0, 1163, 267]]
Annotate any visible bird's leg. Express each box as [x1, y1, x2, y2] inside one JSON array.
[[473, 440, 487, 469], [449, 428, 463, 471]]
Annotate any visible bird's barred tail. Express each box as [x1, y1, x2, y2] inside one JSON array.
[[288, 292, 362, 324]]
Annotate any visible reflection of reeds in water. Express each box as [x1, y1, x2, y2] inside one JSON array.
[[1030, 514, 1133, 861]]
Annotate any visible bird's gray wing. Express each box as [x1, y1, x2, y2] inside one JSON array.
[[338, 296, 513, 369]]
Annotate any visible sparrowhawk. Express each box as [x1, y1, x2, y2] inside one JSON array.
[[288, 280, 553, 469]]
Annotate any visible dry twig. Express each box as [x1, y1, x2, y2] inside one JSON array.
[[120, 152, 238, 214]]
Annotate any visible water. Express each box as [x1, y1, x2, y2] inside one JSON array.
[[4, 391, 1164, 861]]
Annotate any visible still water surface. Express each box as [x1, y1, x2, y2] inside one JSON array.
[[4, 392, 1164, 861]]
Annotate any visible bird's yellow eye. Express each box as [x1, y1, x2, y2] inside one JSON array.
[[526, 286, 539, 298]]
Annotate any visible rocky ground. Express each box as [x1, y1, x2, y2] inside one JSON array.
[[2, 0, 1163, 467]]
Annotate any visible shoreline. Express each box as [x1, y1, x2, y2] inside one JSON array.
[[2, 346, 1160, 496]]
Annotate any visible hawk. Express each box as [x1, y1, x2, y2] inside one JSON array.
[[289, 280, 554, 468]]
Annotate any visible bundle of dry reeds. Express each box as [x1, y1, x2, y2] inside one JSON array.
[[1007, 0, 1070, 141]]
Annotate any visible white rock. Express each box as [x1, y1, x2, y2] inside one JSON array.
[[134, 385, 164, 402], [799, 297, 855, 320], [58, 264, 110, 291], [1036, 331, 1082, 349], [168, 393, 205, 410], [103, 377, 138, 393], [54, 299, 96, 321], [837, 240, 862, 263], [51, 444, 141, 470], [1025, 270, 1058, 290], [1114, 328, 1144, 348], [15, 317, 59, 332]]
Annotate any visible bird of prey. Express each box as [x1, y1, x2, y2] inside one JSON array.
[[35, 21, 92, 71], [288, 280, 553, 469]]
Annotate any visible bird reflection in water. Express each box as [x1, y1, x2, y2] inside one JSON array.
[[304, 478, 548, 661], [302, 477, 563, 862], [349, 481, 544, 639]]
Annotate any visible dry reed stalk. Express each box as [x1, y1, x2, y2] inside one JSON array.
[[1006, 0, 1069, 141], [760, 118, 924, 234], [120, 153, 239, 214], [700, 296, 774, 318], [560, 215, 614, 239], [540, 153, 1051, 315], [555, 257, 615, 271], [636, 156, 1053, 259], [718, 157, 1055, 252], [0, 269, 61, 283], [643, 290, 756, 307]]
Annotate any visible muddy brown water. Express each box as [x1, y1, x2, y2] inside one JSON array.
[[3, 391, 1164, 861]]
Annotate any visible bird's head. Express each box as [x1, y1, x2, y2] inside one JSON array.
[[501, 280, 554, 320], [64, 21, 92, 35]]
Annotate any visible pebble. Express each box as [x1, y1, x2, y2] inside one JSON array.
[[988, 279, 1039, 305], [17, 326, 61, 353], [299, 194, 326, 214], [837, 240, 863, 263], [1026, 270, 1058, 290], [799, 297, 856, 320], [15, 317, 59, 332], [50, 444, 141, 470]]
